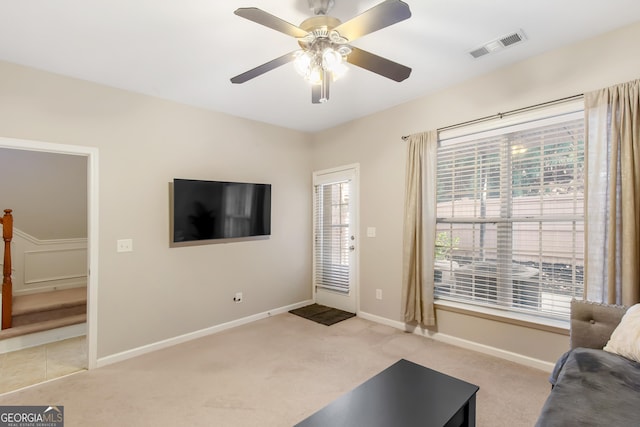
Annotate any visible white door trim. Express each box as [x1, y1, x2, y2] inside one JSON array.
[[0, 137, 99, 369]]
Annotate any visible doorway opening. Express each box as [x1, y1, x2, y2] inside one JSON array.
[[0, 137, 98, 379]]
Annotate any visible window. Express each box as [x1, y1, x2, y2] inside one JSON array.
[[434, 102, 585, 320]]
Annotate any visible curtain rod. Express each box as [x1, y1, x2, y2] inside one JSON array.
[[400, 93, 584, 141]]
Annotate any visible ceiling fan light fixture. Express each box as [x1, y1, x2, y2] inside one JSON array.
[[307, 65, 324, 85], [294, 43, 349, 84], [321, 47, 342, 69], [300, 33, 316, 44], [337, 45, 351, 56], [329, 30, 348, 44], [330, 62, 348, 80], [293, 50, 313, 76], [231, 1, 413, 103]]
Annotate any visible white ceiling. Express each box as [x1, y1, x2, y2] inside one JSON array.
[[1, 1, 639, 133]]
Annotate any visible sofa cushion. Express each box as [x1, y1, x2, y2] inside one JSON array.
[[536, 347, 640, 427], [570, 299, 627, 349], [604, 303, 640, 362]]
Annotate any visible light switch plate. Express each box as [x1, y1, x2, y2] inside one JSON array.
[[367, 227, 376, 238]]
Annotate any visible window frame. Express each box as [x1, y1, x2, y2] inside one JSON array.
[[433, 99, 585, 323]]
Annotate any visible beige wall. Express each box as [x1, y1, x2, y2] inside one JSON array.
[[0, 61, 313, 358], [0, 148, 87, 239], [1, 21, 638, 365], [310, 21, 640, 364]]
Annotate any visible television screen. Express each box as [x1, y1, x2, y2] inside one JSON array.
[[172, 179, 271, 243]]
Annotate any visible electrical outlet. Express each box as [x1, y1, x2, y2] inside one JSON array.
[[117, 239, 133, 252], [376, 289, 382, 300], [234, 292, 243, 303]]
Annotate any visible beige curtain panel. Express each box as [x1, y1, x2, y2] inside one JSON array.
[[585, 79, 640, 306], [402, 130, 438, 326]]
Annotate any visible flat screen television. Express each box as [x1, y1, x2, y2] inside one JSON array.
[[172, 178, 271, 244]]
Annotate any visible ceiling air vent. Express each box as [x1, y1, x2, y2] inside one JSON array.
[[468, 29, 527, 59], [500, 32, 524, 47], [469, 46, 490, 59]]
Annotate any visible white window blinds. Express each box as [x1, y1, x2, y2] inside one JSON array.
[[314, 180, 351, 293], [435, 106, 585, 320]]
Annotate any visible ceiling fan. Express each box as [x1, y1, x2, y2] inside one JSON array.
[[230, 0, 412, 104]]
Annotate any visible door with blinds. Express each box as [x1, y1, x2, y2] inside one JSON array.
[[313, 165, 358, 313]]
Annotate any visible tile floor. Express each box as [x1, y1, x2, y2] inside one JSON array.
[[0, 336, 86, 395]]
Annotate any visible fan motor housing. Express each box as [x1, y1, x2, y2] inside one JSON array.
[[299, 15, 342, 33], [298, 15, 343, 49]]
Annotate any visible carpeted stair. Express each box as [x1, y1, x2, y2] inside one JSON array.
[[0, 287, 86, 340]]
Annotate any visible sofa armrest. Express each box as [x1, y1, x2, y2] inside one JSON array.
[[570, 299, 627, 349]]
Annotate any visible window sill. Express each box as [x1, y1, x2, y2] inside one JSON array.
[[434, 300, 569, 336]]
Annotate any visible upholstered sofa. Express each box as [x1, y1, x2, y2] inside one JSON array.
[[535, 299, 640, 426]]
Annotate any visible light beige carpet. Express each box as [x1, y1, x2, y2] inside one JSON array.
[[0, 314, 551, 426]]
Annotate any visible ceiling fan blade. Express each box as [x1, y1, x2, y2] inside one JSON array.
[[332, 0, 411, 42], [230, 51, 298, 84], [346, 47, 411, 82], [234, 8, 308, 38]]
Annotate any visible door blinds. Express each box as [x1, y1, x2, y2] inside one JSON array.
[[313, 180, 351, 293]]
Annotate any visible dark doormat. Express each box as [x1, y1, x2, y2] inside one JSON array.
[[289, 303, 355, 326]]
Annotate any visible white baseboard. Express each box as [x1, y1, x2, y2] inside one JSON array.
[[0, 323, 86, 354], [357, 311, 555, 373], [357, 311, 406, 330], [97, 299, 314, 368], [95, 302, 554, 372]]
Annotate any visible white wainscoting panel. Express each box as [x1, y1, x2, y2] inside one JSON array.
[[9, 228, 87, 295], [24, 248, 87, 285]]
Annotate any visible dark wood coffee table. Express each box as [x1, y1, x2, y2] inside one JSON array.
[[295, 359, 479, 427]]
